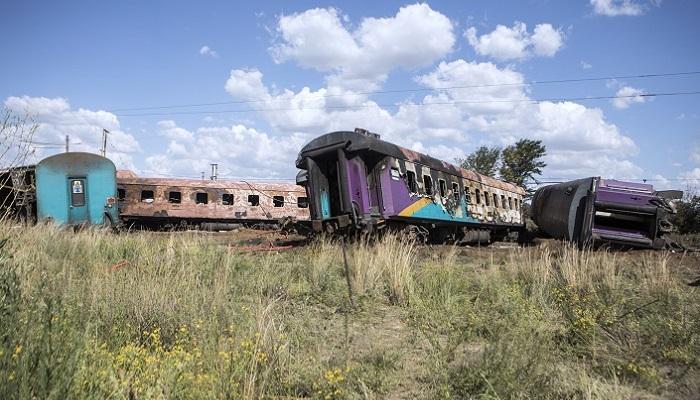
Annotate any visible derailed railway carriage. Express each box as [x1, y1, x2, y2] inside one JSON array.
[[117, 171, 310, 229], [296, 129, 526, 243]]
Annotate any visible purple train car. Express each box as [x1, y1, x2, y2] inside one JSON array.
[[531, 177, 679, 249], [296, 129, 526, 243]]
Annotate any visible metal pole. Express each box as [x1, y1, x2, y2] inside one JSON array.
[[101, 129, 109, 157], [65, 135, 70, 152], [210, 163, 218, 180]]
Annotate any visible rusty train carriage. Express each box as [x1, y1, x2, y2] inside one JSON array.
[[116, 172, 309, 228]]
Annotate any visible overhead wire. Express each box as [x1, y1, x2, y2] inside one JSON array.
[[109, 70, 700, 112], [114, 90, 700, 117]]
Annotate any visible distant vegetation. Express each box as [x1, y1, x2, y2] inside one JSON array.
[[459, 139, 547, 193], [0, 224, 698, 399], [673, 194, 700, 234]]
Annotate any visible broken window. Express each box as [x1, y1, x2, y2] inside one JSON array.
[[508, 197, 513, 210], [465, 188, 471, 204], [297, 196, 309, 208], [248, 194, 259, 206], [222, 193, 234, 205], [195, 192, 208, 204], [273, 196, 284, 207], [514, 198, 519, 210], [168, 191, 181, 204], [117, 188, 126, 201], [406, 170, 418, 192], [475, 189, 481, 204], [452, 182, 460, 203], [493, 193, 499, 208], [438, 179, 447, 197], [141, 190, 154, 203], [484, 191, 490, 206], [390, 168, 400, 180], [502, 195, 507, 209], [424, 175, 434, 195]]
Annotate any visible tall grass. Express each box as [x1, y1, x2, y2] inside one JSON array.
[[0, 222, 698, 399]]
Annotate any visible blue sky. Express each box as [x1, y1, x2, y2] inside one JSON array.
[[1, 0, 699, 188]]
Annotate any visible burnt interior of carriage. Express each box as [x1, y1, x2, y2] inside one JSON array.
[[117, 181, 309, 230]]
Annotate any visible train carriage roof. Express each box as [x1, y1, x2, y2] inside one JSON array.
[[298, 130, 526, 195]]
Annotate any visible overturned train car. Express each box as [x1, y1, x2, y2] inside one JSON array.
[[531, 177, 679, 249], [296, 129, 526, 243], [117, 171, 310, 230]]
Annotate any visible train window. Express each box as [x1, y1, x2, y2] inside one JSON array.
[[168, 191, 182, 204], [297, 196, 309, 208], [222, 193, 234, 205], [493, 193, 499, 208], [452, 182, 460, 202], [141, 190, 154, 203], [508, 197, 513, 210], [475, 189, 481, 204], [390, 168, 400, 180], [484, 191, 490, 206], [502, 195, 507, 209], [423, 175, 433, 195], [406, 170, 418, 192], [196, 192, 208, 204], [438, 179, 447, 197], [515, 198, 519, 210], [465, 188, 471, 204], [248, 194, 259, 206], [117, 188, 126, 201], [273, 196, 284, 207]]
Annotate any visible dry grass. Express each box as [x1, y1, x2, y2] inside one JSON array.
[[0, 223, 698, 399]]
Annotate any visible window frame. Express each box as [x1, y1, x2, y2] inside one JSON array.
[[248, 194, 260, 206], [406, 170, 418, 192], [273, 195, 285, 207], [423, 174, 434, 195], [297, 196, 309, 208], [140, 190, 155, 202], [222, 193, 234, 205], [168, 191, 182, 204], [195, 192, 208, 204]]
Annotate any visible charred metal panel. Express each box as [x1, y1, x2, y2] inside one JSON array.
[[117, 173, 309, 225], [532, 177, 678, 249]]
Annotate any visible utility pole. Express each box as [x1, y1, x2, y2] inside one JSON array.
[[65, 135, 70, 152], [100, 129, 109, 157], [201, 171, 205, 180], [210, 163, 218, 180]]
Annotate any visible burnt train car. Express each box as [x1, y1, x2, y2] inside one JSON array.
[[296, 129, 526, 243], [116, 171, 310, 230], [531, 177, 679, 249], [0, 165, 36, 222]]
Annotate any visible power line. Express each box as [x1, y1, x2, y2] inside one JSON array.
[[109, 70, 700, 112], [115, 90, 700, 117]]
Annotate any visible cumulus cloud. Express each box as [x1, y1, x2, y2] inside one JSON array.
[[199, 45, 219, 58], [612, 86, 647, 109], [580, 61, 593, 70], [691, 145, 700, 164], [678, 168, 700, 186], [145, 121, 308, 179], [270, 4, 454, 90], [465, 22, 564, 61], [3, 96, 139, 169], [221, 57, 640, 180], [590, 0, 657, 16]]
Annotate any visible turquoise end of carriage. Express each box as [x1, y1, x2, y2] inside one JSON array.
[[36, 152, 119, 226]]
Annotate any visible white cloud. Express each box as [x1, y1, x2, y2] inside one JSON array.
[[590, 0, 654, 16], [270, 4, 454, 89], [145, 122, 308, 179], [612, 86, 647, 109], [465, 22, 564, 61], [199, 45, 219, 58], [679, 168, 700, 187], [580, 61, 593, 70], [223, 58, 640, 180], [157, 120, 194, 141], [3, 96, 139, 169], [691, 145, 700, 164]]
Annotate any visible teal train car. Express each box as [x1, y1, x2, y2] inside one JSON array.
[[36, 152, 118, 226]]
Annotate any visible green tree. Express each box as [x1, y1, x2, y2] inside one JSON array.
[[671, 195, 700, 234], [459, 146, 500, 177], [499, 139, 546, 191]]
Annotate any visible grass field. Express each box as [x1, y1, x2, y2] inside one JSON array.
[[0, 224, 698, 399]]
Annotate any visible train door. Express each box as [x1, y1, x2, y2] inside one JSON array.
[[68, 177, 89, 224]]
